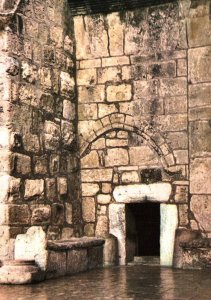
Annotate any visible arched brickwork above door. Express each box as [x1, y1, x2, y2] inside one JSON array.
[[79, 113, 175, 168]]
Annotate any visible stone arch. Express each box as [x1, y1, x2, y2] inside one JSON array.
[[80, 113, 176, 168]]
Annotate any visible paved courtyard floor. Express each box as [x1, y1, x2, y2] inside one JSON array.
[[0, 265, 210, 300]]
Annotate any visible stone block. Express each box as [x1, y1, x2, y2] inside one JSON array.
[[189, 83, 211, 108], [160, 78, 187, 97], [39, 67, 52, 89], [107, 12, 124, 56], [66, 249, 88, 274], [187, 15, 211, 47], [190, 121, 211, 157], [129, 146, 158, 166], [165, 95, 187, 114], [103, 234, 118, 266], [61, 228, 74, 239], [88, 246, 103, 269], [107, 84, 132, 102], [34, 155, 48, 175], [121, 171, 139, 183], [46, 251, 67, 279], [45, 178, 57, 202], [166, 132, 188, 150], [49, 154, 60, 175], [97, 194, 111, 205], [44, 121, 60, 151], [102, 56, 129, 67], [81, 169, 113, 182], [78, 85, 105, 103], [82, 183, 99, 197], [31, 205, 51, 225], [82, 197, 96, 222], [190, 158, 211, 194], [91, 138, 106, 150], [65, 203, 73, 225], [13, 153, 31, 175], [98, 103, 118, 118], [15, 227, 48, 271], [174, 185, 189, 203], [95, 216, 108, 238], [63, 100, 75, 121], [174, 150, 188, 165], [191, 195, 211, 232], [25, 179, 44, 199], [84, 224, 95, 237], [106, 139, 128, 147], [160, 204, 178, 267], [79, 103, 97, 120], [22, 62, 38, 84], [80, 59, 101, 69], [188, 46, 211, 83], [105, 148, 129, 167], [57, 177, 67, 195], [77, 69, 97, 86], [98, 67, 121, 84], [60, 71, 75, 95], [97, 205, 107, 216], [0, 151, 11, 173], [189, 107, 211, 121], [109, 203, 126, 265], [113, 183, 172, 203], [148, 61, 176, 78], [61, 120, 75, 147], [81, 151, 100, 169], [178, 204, 189, 226], [177, 59, 187, 77], [102, 183, 112, 194]]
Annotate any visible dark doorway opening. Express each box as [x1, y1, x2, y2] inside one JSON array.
[[126, 203, 160, 262]]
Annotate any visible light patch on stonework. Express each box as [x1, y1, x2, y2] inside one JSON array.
[[15, 226, 48, 270], [160, 204, 178, 267], [113, 183, 172, 203]]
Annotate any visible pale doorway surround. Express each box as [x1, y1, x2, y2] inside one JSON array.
[[109, 183, 178, 266]]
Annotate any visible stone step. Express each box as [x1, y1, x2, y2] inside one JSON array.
[[128, 256, 160, 266]]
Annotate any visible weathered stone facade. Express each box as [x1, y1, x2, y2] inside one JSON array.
[[0, 0, 210, 270], [0, 0, 82, 260]]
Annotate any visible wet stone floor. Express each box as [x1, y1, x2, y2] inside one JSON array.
[[0, 265, 211, 300]]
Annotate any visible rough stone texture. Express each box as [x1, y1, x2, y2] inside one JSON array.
[[191, 195, 211, 232], [0, 0, 210, 272], [190, 158, 211, 194], [0, 0, 82, 260], [15, 227, 48, 271], [160, 204, 178, 267], [66, 249, 88, 274], [82, 197, 96, 223], [113, 183, 172, 203]]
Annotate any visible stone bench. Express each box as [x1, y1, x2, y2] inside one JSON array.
[[0, 227, 105, 284], [46, 237, 105, 279], [180, 238, 211, 269]]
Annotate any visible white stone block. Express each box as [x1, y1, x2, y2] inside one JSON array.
[[113, 183, 172, 203], [15, 227, 48, 271], [160, 204, 178, 267]]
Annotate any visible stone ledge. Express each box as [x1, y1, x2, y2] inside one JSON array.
[[47, 237, 105, 251]]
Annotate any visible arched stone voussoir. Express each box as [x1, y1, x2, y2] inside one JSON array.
[[80, 113, 174, 167]]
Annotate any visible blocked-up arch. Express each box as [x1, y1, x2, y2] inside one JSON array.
[[79, 113, 176, 168]]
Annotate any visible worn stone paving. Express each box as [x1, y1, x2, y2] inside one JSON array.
[[0, 265, 210, 300]]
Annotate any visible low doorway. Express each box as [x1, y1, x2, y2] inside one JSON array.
[[126, 203, 160, 263]]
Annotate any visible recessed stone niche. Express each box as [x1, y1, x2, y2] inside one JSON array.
[[110, 183, 178, 266]]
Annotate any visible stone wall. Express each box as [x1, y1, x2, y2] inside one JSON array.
[[0, 0, 210, 266], [75, 0, 211, 243], [0, 0, 82, 260]]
